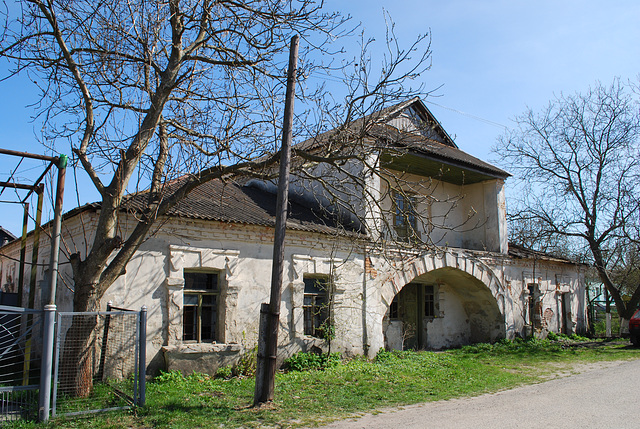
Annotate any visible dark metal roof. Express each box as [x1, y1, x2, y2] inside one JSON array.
[[123, 178, 363, 236]]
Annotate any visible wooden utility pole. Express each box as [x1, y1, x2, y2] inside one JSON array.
[[254, 34, 299, 406]]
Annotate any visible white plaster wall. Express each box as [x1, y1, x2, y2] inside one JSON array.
[[0, 209, 587, 373], [423, 284, 470, 349], [376, 171, 504, 252]]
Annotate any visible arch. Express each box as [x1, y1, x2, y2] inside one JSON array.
[[376, 249, 511, 350], [380, 249, 507, 316]]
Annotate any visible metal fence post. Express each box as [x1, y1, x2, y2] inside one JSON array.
[[38, 304, 56, 422], [138, 306, 147, 407]]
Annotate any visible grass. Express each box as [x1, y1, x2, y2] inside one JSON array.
[[8, 337, 640, 429]]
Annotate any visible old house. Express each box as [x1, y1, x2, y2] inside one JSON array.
[[0, 98, 588, 375]]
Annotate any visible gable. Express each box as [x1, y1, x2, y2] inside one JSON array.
[[383, 98, 457, 148]]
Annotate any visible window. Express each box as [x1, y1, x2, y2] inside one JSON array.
[[389, 295, 399, 319], [303, 277, 329, 337], [183, 271, 219, 342], [424, 285, 435, 317], [393, 192, 418, 240]]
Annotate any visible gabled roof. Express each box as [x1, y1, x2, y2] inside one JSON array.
[[0, 226, 17, 247], [2, 98, 509, 242], [375, 98, 510, 180], [295, 97, 509, 183], [374, 96, 459, 148]]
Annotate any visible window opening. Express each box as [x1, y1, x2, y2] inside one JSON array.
[[390, 295, 399, 319], [303, 277, 329, 337], [393, 192, 418, 240], [424, 284, 435, 317], [183, 271, 219, 342]]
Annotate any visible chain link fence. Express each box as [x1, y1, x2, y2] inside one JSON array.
[[52, 307, 143, 417]]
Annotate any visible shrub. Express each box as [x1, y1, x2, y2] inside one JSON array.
[[547, 331, 559, 341], [284, 352, 341, 372]]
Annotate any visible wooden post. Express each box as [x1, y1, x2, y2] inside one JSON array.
[[254, 34, 299, 406]]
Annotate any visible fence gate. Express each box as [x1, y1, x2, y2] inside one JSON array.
[[52, 306, 146, 417], [0, 305, 43, 423]]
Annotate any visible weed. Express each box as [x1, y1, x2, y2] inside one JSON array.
[[215, 366, 233, 379], [284, 351, 341, 371], [233, 346, 257, 377]]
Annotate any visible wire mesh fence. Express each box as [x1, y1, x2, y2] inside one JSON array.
[[53, 309, 140, 417], [0, 305, 42, 423]]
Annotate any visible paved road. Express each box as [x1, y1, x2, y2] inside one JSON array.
[[317, 359, 640, 429]]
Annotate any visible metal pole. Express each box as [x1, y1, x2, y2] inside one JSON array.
[[46, 155, 67, 306], [29, 185, 44, 308], [17, 202, 29, 306], [97, 301, 113, 381], [38, 304, 56, 421], [138, 306, 147, 407], [22, 186, 43, 385], [38, 154, 67, 422], [254, 34, 299, 406], [0, 148, 58, 162]]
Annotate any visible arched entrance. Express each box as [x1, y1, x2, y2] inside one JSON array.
[[380, 250, 508, 350]]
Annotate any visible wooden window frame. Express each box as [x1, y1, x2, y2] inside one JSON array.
[[393, 191, 419, 241], [303, 276, 330, 338], [183, 270, 219, 343]]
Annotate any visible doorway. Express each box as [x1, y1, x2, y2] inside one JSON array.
[[389, 283, 435, 349]]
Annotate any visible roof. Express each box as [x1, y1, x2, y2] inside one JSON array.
[[0, 227, 17, 247], [1, 97, 509, 243], [507, 243, 580, 265], [0, 227, 17, 241], [123, 178, 364, 236], [294, 97, 510, 182], [371, 124, 510, 180]]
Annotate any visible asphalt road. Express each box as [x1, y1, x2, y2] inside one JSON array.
[[317, 359, 640, 429]]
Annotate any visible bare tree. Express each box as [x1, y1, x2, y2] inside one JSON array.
[[0, 0, 442, 395], [496, 79, 640, 325]]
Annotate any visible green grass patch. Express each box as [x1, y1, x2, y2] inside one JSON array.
[[10, 338, 640, 429]]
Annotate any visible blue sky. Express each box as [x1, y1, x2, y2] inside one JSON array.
[[0, 0, 639, 235]]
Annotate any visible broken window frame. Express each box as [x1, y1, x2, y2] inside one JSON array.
[[183, 270, 219, 343]]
